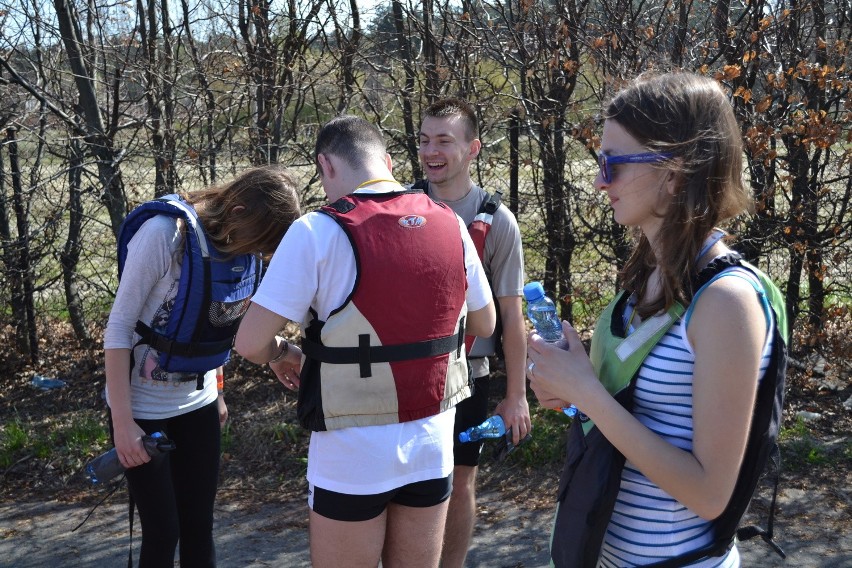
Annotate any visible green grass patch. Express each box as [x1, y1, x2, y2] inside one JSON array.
[[0, 420, 30, 467], [511, 404, 571, 467], [0, 412, 110, 472], [270, 422, 303, 444], [64, 415, 108, 452], [779, 417, 848, 472], [221, 422, 233, 453]]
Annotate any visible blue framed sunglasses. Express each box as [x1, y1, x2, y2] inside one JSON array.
[[597, 152, 673, 183]]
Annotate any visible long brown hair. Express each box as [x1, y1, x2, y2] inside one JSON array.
[[186, 165, 301, 260], [606, 71, 753, 316]]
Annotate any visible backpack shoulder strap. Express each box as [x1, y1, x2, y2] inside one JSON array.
[[684, 267, 773, 333], [117, 195, 210, 279], [642, 255, 788, 567], [478, 188, 503, 215]]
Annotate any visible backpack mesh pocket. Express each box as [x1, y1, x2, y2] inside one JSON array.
[[209, 298, 251, 327]]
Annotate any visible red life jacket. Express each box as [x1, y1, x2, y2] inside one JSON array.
[[411, 179, 503, 358], [298, 190, 471, 431]]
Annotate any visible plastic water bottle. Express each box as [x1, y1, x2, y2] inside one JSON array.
[[30, 374, 67, 389], [85, 432, 176, 484], [459, 415, 506, 442], [523, 282, 578, 418], [460, 415, 533, 463], [523, 282, 563, 342]]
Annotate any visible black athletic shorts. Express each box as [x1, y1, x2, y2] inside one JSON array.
[[309, 474, 453, 522], [453, 371, 491, 467]]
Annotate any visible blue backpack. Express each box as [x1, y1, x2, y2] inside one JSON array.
[[117, 195, 261, 385]]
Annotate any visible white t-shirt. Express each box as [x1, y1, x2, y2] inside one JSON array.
[[252, 188, 492, 494]]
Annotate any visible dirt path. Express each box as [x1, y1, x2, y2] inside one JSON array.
[[1, 483, 849, 567]]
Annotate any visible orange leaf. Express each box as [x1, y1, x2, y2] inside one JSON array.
[[723, 64, 742, 80]]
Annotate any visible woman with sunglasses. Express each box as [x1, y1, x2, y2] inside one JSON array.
[[526, 71, 783, 567]]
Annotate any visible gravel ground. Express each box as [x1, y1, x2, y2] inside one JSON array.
[[1, 482, 849, 567]]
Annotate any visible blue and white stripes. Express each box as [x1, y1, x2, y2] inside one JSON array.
[[598, 293, 773, 568]]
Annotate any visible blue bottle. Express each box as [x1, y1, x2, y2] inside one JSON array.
[[460, 415, 532, 462], [30, 374, 67, 389], [522, 282, 563, 342], [523, 282, 579, 418], [86, 432, 175, 484], [459, 415, 506, 443]]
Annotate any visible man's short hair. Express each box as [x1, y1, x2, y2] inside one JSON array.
[[423, 98, 479, 141], [315, 115, 386, 172]]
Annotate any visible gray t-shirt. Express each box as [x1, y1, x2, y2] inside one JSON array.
[[423, 183, 525, 377]]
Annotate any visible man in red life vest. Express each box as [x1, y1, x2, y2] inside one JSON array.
[[416, 98, 531, 568], [235, 115, 496, 568]]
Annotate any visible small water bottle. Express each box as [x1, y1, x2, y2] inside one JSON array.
[[459, 415, 507, 443], [86, 432, 175, 484], [523, 282, 563, 342], [523, 282, 578, 418], [460, 415, 532, 463], [30, 374, 67, 389]]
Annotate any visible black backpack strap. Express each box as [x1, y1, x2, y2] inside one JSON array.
[[551, 379, 638, 568], [640, 258, 788, 567], [736, 442, 786, 558], [301, 323, 466, 379], [478, 188, 503, 215], [127, 490, 135, 568], [133, 321, 233, 357]]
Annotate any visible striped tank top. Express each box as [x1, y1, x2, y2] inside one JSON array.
[[598, 267, 774, 568]]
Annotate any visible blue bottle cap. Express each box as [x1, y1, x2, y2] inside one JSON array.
[[523, 282, 545, 302]]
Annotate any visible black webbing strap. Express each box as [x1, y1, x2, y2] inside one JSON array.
[[133, 321, 232, 357], [302, 323, 466, 379], [735, 443, 786, 559], [71, 481, 135, 568], [481, 189, 503, 215], [127, 490, 135, 568]]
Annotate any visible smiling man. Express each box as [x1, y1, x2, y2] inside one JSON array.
[[235, 115, 496, 568], [414, 98, 530, 568]]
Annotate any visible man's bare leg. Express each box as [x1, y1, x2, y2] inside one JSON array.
[[309, 508, 386, 568], [382, 499, 450, 568], [440, 464, 477, 568]]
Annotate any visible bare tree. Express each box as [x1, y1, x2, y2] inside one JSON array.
[[136, 0, 178, 195], [389, 0, 422, 174], [4, 127, 38, 360], [327, 0, 364, 113], [237, 0, 325, 164], [52, 0, 126, 237], [60, 137, 92, 347]]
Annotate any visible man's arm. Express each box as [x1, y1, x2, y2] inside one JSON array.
[[465, 299, 496, 338], [493, 295, 531, 445], [234, 303, 303, 388]]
